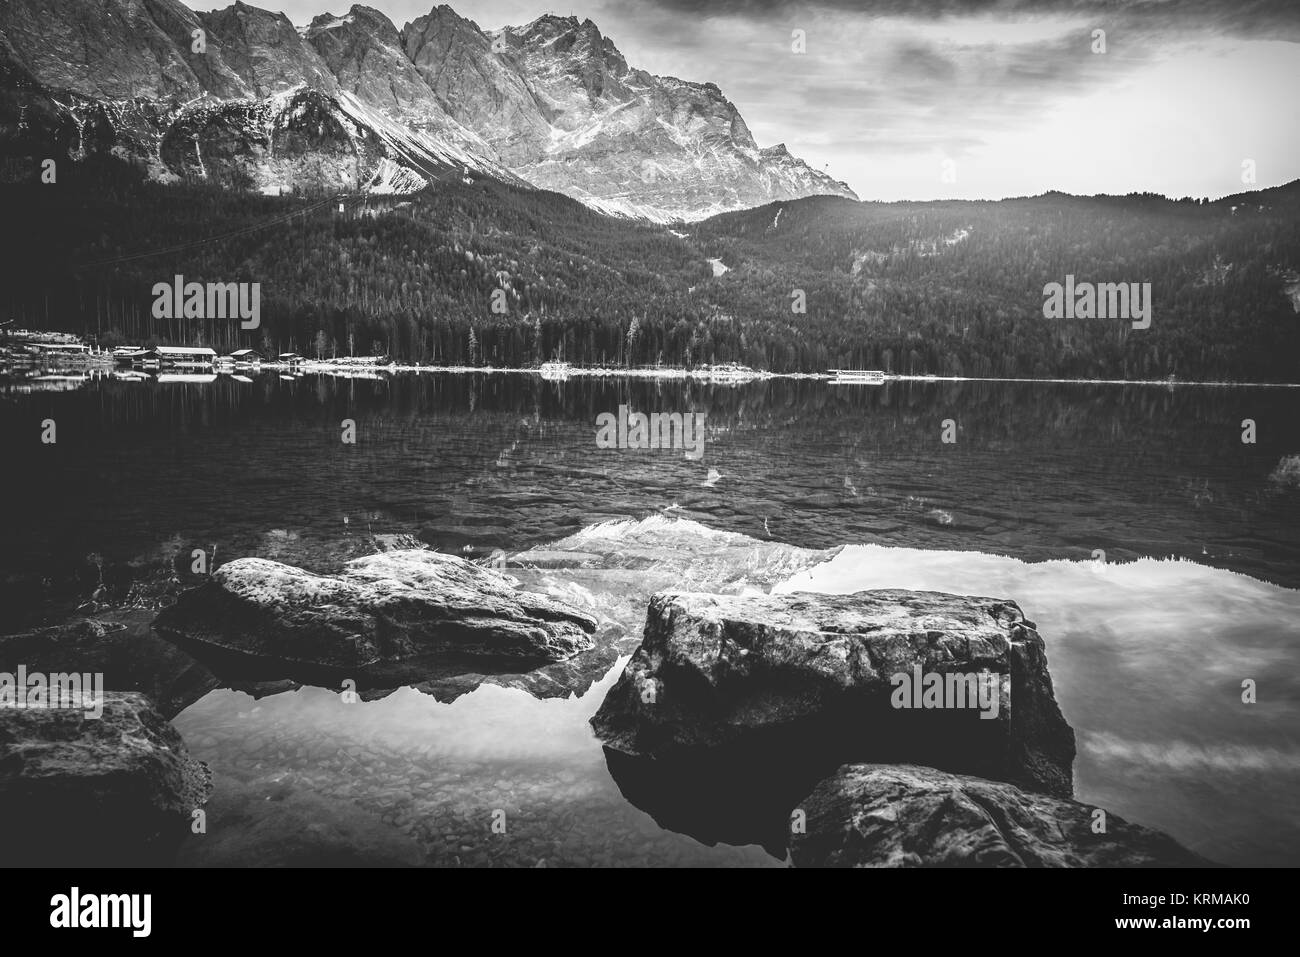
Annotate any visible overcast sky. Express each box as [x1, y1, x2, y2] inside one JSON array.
[[197, 0, 1300, 201]]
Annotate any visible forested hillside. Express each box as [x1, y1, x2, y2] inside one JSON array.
[[692, 189, 1300, 379], [2, 156, 1298, 380]]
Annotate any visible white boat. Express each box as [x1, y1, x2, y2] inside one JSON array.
[[829, 369, 887, 384], [539, 360, 572, 381]]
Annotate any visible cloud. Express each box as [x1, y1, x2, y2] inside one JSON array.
[[634, 0, 1300, 41], [890, 42, 959, 84], [585, 0, 1300, 197]]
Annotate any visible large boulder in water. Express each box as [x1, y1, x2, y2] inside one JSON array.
[[0, 691, 211, 866], [790, 763, 1214, 867], [591, 588, 1075, 853], [152, 549, 597, 686]]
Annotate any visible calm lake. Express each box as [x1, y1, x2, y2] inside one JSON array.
[[2, 373, 1298, 866]]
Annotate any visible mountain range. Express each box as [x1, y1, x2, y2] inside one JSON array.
[[5, 144, 1298, 382], [0, 0, 856, 220], [3, 1, 1297, 384]]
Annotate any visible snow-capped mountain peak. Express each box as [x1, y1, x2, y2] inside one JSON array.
[[0, 0, 857, 218]]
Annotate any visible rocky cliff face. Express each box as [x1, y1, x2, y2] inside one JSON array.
[[0, 0, 216, 101], [200, 1, 340, 98], [401, 5, 552, 166], [308, 5, 437, 117], [0, 1, 857, 219], [487, 13, 857, 219], [305, 4, 498, 163]]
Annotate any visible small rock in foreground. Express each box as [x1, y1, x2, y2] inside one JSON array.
[[790, 763, 1215, 867], [0, 691, 211, 866]]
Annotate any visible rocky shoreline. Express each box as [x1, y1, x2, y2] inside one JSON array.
[[0, 545, 1211, 867]]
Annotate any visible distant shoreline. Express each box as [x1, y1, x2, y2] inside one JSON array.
[[5, 360, 1298, 389], [3, 334, 1296, 388], [315, 365, 1300, 388]]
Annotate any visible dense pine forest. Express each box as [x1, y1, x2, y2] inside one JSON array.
[[2, 155, 1298, 380], [694, 189, 1300, 380]]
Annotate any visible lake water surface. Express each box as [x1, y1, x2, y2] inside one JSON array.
[[2, 373, 1297, 866]]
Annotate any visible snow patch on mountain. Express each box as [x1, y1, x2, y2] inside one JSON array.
[[313, 14, 356, 31], [335, 91, 523, 185], [364, 156, 427, 194]]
